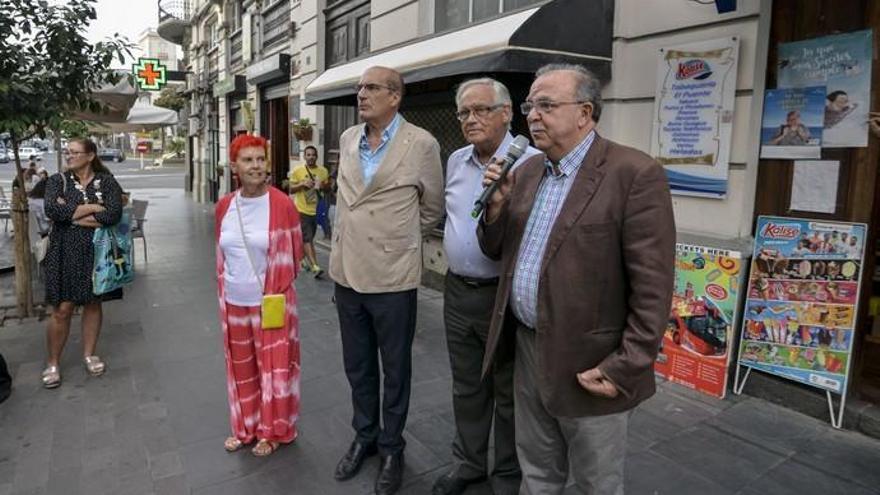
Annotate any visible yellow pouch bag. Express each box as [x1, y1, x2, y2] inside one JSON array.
[[234, 193, 285, 331], [261, 294, 286, 330]]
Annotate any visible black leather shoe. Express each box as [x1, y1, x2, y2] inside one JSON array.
[[334, 440, 377, 481], [431, 470, 486, 495], [375, 452, 404, 495]]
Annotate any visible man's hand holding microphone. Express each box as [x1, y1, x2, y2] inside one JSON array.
[[472, 134, 530, 223]]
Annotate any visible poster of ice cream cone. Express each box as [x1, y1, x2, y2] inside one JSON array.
[[655, 243, 744, 398], [737, 216, 866, 394]]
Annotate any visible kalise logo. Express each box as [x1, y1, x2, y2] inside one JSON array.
[[676, 59, 713, 80], [761, 222, 801, 240]]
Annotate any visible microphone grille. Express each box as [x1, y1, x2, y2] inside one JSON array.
[[509, 135, 530, 158]]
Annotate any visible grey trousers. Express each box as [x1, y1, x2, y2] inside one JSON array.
[[515, 325, 629, 495], [444, 273, 520, 490]]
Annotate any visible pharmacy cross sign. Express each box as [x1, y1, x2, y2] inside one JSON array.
[[133, 58, 167, 91]]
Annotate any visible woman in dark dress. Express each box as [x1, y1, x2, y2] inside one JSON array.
[[40, 138, 123, 389]]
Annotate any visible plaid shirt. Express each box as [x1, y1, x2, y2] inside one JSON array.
[[511, 131, 596, 329]]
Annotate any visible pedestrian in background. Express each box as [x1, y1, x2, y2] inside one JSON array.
[[215, 134, 304, 457], [433, 77, 539, 495], [289, 145, 330, 278], [28, 177, 51, 236], [330, 66, 444, 495], [479, 64, 675, 494], [40, 138, 124, 389]]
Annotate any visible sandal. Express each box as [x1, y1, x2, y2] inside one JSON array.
[[224, 437, 246, 452], [251, 439, 279, 457], [84, 356, 105, 376], [41, 365, 61, 389]]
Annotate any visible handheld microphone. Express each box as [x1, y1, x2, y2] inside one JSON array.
[[471, 134, 530, 219]]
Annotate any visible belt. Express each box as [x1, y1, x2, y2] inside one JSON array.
[[448, 271, 499, 288]]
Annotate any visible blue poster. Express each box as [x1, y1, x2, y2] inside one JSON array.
[[778, 30, 873, 148], [760, 87, 824, 160], [738, 216, 867, 395]]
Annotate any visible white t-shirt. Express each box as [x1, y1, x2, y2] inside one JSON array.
[[219, 192, 270, 306]]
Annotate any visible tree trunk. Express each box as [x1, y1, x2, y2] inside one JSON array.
[[161, 130, 166, 156], [10, 137, 33, 318], [55, 130, 63, 173]]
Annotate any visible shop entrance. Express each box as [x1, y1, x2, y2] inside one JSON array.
[[752, 0, 880, 405]]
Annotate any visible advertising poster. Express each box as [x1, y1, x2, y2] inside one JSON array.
[[655, 244, 743, 399], [778, 30, 873, 148], [651, 37, 739, 199], [737, 216, 866, 394], [760, 87, 825, 159]]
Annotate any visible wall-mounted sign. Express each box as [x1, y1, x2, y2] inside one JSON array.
[[651, 37, 740, 199], [132, 58, 168, 91]]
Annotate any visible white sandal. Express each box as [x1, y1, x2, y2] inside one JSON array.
[[42, 365, 61, 389], [84, 356, 105, 376]]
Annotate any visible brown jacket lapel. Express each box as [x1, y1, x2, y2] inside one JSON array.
[[540, 134, 609, 272]]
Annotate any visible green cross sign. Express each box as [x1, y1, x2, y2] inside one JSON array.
[[133, 58, 168, 91]]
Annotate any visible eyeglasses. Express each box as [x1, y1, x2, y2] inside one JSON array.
[[355, 83, 396, 94], [520, 100, 588, 115], [455, 104, 505, 122]]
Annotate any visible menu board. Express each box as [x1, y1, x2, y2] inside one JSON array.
[[737, 216, 866, 394]]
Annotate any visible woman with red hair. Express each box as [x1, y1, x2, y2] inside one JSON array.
[[215, 134, 304, 456]]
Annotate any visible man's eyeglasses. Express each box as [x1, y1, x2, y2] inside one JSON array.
[[455, 104, 505, 122], [355, 83, 396, 94], [520, 100, 589, 115]]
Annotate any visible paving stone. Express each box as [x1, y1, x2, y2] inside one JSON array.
[[790, 428, 880, 492], [650, 425, 785, 492], [625, 450, 733, 495], [739, 458, 878, 495]]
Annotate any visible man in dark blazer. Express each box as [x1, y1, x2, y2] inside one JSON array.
[[478, 64, 675, 494]]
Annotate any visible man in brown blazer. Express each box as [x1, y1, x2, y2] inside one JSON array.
[[479, 64, 675, 494], [329, 66, 444, 495]]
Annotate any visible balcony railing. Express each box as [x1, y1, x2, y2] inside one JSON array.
[[229, 30, 243, 68], [158, 0, 190, 23], [157, 0, 191, 44], [262, 0, 290, 50]]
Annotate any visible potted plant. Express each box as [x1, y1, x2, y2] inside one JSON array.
[[291, 117, 314, 141]]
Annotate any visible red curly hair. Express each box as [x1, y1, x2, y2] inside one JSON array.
[[229, 134, 268, 163]]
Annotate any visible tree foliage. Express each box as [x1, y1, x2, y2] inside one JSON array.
[[0, 0, 132, 316], [0, 0, 132, 144], [153, 87, 187, 113]]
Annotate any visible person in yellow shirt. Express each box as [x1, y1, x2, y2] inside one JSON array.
[[289, 145, 330, 277]]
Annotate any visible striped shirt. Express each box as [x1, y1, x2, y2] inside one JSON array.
[[511, 131, 596, 329]]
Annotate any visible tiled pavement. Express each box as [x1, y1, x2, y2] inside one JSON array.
[[1, 189, 880, 495]]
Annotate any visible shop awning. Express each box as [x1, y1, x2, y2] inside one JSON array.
[[67, 72, 139, 123], [87, 103, 179, 133], [305, 0, 613, 105]]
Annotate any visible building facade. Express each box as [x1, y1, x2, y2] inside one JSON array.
[[161, 0, 880, 433]]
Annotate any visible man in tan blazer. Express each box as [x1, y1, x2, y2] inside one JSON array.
[[330, 66, 444, 495], [479, 64, 675, 494]]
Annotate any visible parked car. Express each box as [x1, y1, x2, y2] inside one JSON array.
[[0, 148, 8, 164], [18, 147, 43, 161], [98, 148, 126, 162]]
